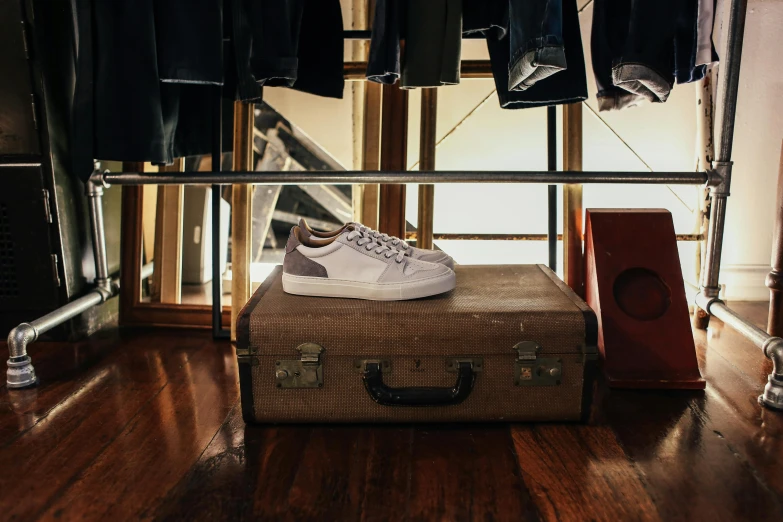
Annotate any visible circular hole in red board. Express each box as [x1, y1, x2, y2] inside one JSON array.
[[612, 267, 672, 321]]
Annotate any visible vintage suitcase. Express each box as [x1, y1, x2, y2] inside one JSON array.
[[237, 264, 597, 423]]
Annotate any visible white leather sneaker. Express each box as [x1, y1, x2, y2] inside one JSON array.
[[282, 226, 456, 301], [298, 218, 455, 270]]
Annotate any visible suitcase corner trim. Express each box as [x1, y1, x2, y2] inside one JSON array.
[[237, 265, 282, 354]]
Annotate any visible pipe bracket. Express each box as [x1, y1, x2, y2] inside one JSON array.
[[707, 161, 732, 196], [87, 169, 110, 196]]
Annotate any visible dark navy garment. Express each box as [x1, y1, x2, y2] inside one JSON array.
[[462, 0, 508, 40], [487, 0, 587, 109], [245, 0, 304, 88], [290, 0, 344, 99], [507, 0, 567, 92], [366, 0, 404, 84], [591, 0, 711, 111], [73, 0, 345, 172], [155, 0, 223, 85]]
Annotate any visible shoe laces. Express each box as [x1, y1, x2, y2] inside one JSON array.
[[346, 229, 406, 263], [355, 224, 410, 251]]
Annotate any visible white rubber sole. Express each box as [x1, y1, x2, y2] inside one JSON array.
[[282, 271, 456, 301]]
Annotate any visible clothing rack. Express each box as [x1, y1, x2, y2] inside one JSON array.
[[10, 0, 782, 412]]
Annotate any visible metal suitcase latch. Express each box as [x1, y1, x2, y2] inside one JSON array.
[[513, 341, 562, 387], [275, 343, 324, 389]]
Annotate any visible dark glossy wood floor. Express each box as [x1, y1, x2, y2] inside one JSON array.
[[2, 302, 783, 521]]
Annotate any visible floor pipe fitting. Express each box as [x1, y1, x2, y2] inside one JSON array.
[[6, 286, 113, 388], [696, 293, 783, 411]]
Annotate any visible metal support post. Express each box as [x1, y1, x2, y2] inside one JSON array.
[[87, 171, 112, 292], [211, 85, 229, 340], [547, 106, 557, 272], [695, 0, 747, 327], [7, 173, 117, 389], [418, 88, 437, 250]]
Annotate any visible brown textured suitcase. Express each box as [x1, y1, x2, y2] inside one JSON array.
[[236, 264, 597, 423]]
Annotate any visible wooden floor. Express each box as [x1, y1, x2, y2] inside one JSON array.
[[2, 302, 783, 521]]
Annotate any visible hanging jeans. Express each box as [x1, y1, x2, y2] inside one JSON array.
[[591, 0, 706, 111], [507, 0, 567, 92], [487, 0, 587, 109]]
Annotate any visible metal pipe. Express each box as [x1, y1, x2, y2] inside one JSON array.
[[698, 0, 747, 302], [103, 170, 708, 186], [87, 172, 111, 290], [211, 85, 228, 340], [7, 284, 114, 389], [418, 89, 437, 250], [713, 0, 748, 164], [701, 195, 728, 293], [7, 172, 120, 389], [695, 294, 783, 410]]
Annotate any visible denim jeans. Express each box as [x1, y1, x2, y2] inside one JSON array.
[[488, 0, 587, 109], [507, 0, 567, 92], [591, 0, 711, 111]]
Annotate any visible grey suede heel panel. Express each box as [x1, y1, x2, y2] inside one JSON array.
[[283, 250, 328, 277], [285, 228, 301, 254]]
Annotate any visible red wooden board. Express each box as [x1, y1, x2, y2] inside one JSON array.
[[584, 209, 705, 389]]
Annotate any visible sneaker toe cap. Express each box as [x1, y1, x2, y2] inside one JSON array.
[[415, 250, 455, 269]]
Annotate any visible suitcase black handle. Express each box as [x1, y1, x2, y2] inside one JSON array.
[[361, 361, 476, 407]]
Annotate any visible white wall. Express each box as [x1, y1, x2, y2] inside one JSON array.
[[717, 0, 783, 299]]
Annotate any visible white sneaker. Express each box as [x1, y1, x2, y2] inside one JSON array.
[[298, 218, 455, 270], [282, 225, 456, 301]]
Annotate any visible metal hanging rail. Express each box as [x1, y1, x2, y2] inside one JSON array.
[[103, 170, 709, 186], [9, 0, 783, 412]]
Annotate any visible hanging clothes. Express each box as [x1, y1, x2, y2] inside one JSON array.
[[88, 0, 224, 168], [674, 0, 719, 85], [507, 0, 567, 92], [696, 0, 719, 68], [487, 0, 587, 109], [366, 0, 404, 84], [72, 0, 346, 174], [155, 0, 223, 85], [244, 0, 305, 88], [462, 0, 508, 41], [235, 0, 344, 99], [401, 0, 462, 88], [591, 0, 716, 111], [289, 0, 345, 99]]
